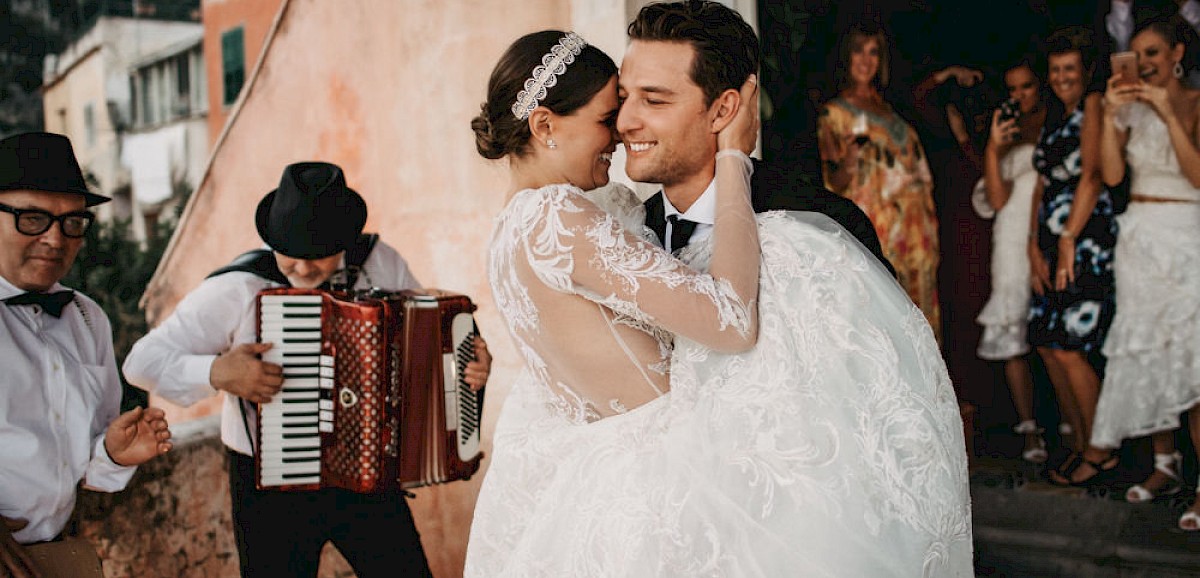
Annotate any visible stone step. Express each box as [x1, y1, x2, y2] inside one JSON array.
[[971, 459, 1200, 577]]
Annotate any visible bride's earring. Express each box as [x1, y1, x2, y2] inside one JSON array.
[[547, 138, 557, 149], [1175, 61, 1185, 79]]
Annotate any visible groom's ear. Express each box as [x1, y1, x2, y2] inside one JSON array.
[[708, 88, 741, 135], [528, 108, 555, 148]]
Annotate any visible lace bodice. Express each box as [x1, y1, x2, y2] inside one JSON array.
[[488, 182, 755, 424], [1116, 101, 1200, 201]]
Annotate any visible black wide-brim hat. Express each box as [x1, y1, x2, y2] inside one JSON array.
[[255, 161, 368, 259], [0, 132, 110, 206]]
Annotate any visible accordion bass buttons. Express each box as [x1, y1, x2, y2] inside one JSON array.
[[339, 388, 359, 409]]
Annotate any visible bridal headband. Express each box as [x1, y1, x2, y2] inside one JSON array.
[[511, 32, 588, 121]]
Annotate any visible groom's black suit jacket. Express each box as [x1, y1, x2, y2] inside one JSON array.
[[643, 159, 895, 276]]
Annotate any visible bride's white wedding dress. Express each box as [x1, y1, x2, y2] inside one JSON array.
[[465, 183, 973, 577]]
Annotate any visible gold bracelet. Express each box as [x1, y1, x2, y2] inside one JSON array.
[[1060, 230, 1076, 240]]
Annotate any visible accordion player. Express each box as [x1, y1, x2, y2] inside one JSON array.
[[254, 287, 484, 493]]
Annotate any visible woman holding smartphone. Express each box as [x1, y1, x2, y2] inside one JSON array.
[[1026, 28, 1120, 488], [1091, 17, 1200, 530], [977, 57, 1049, 464]]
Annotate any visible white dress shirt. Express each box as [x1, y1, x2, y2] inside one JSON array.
[[123, 242, 420, 456], [0, 276, 136, 544], [661, 178, 717, 253]]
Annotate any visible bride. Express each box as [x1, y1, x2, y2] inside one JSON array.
[[466, 29, 972, 578]]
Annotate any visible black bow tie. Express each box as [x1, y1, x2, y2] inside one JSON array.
[[4, 290, 76, 318], [666, 214, 698, 253]]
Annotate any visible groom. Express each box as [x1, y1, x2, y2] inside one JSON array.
[[620, 0, 892, 275]]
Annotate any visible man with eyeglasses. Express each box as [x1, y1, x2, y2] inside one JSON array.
[[0, 132, 173, 577], [123, 161, 492, 577]]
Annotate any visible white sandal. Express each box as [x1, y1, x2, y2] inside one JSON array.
[[1125, 452, 1181, 503], [1179, 482, 1200, 531], [1013, 420, 1047, 464]]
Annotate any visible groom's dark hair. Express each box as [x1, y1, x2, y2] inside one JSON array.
[[627, 0, 759, 106]]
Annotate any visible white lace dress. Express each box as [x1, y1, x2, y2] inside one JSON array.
[[976, 143, 1037, 360], [1092, 102, 1200, 448], [464, 183, 973, 578]]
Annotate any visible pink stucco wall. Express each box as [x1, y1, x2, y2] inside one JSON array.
[[202, 0, 287, 149], [144, 1, 572, 576]]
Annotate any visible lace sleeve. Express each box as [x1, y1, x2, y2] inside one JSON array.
[[523, 174, 759, 353], [582, 183, 659, 246]]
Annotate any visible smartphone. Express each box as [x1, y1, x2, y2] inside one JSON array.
[[1111, 51, 1139, 86], [998, 98, 1021, 123]]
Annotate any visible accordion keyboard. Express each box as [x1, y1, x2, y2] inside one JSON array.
[[258, 294, 335, 488]]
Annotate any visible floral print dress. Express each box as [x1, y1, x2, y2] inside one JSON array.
[[1028, 108, 1117, 351], [819, 98, 941, 342]]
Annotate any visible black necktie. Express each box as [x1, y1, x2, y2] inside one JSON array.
[[4, 290, 76, 318], [667, 214, 698, 253]]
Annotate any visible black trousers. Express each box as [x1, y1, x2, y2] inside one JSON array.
[[228, 451, 433, 577]]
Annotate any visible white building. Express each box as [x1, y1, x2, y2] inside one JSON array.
[[124, 31, 208, 240], [42, 16, 204, 241]]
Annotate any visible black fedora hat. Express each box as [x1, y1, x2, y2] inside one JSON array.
[[0, 132, 110, 206], [255, 162, 368, 259]]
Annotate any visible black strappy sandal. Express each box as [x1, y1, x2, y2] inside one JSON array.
[[1049, 451, 1083, 484], [1050, 454, 1118, 487]]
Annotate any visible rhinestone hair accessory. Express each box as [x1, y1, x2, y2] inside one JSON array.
[[511, 32, 588, 121]]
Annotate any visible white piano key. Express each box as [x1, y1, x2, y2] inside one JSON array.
[[278, 389, 320, 401], [272, 342, 322, 354], [260, 315, 322, 326], [261, 330, 322, 341], [279, 377, 321, 388], [261, 294, 323, 304], [319, 410, 334, 422], [260, 435, 322, 449], [260, 414, 318, 426], [319, 421, 333, 433], [319, 377, 334, 390], [260, 318, 322, 331], [264, 355, 320, 366], [260, 425, 320, 437], [260, 303, 322, 312], [259, 461, 320, 472], [260, 402, 320, 415], [320, 355, 334, 367], [262, 352, 314, 365], [259, 475, 322, 487], [319, 366, 334, 378], [318, 399, 334, 410], [259, 448, 321, 460]]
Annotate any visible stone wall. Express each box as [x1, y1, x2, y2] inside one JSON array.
[[72, 416, 359, 577]]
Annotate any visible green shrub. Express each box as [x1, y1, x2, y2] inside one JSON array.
[[62, 218, 172, 411]]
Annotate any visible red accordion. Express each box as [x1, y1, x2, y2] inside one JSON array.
[[254, 287, 483, 492]]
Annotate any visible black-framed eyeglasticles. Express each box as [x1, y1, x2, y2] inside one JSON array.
[[0, 203, 95, 238]]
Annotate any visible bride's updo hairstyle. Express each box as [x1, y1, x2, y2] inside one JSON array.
[[473, 30, 617, 160]]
